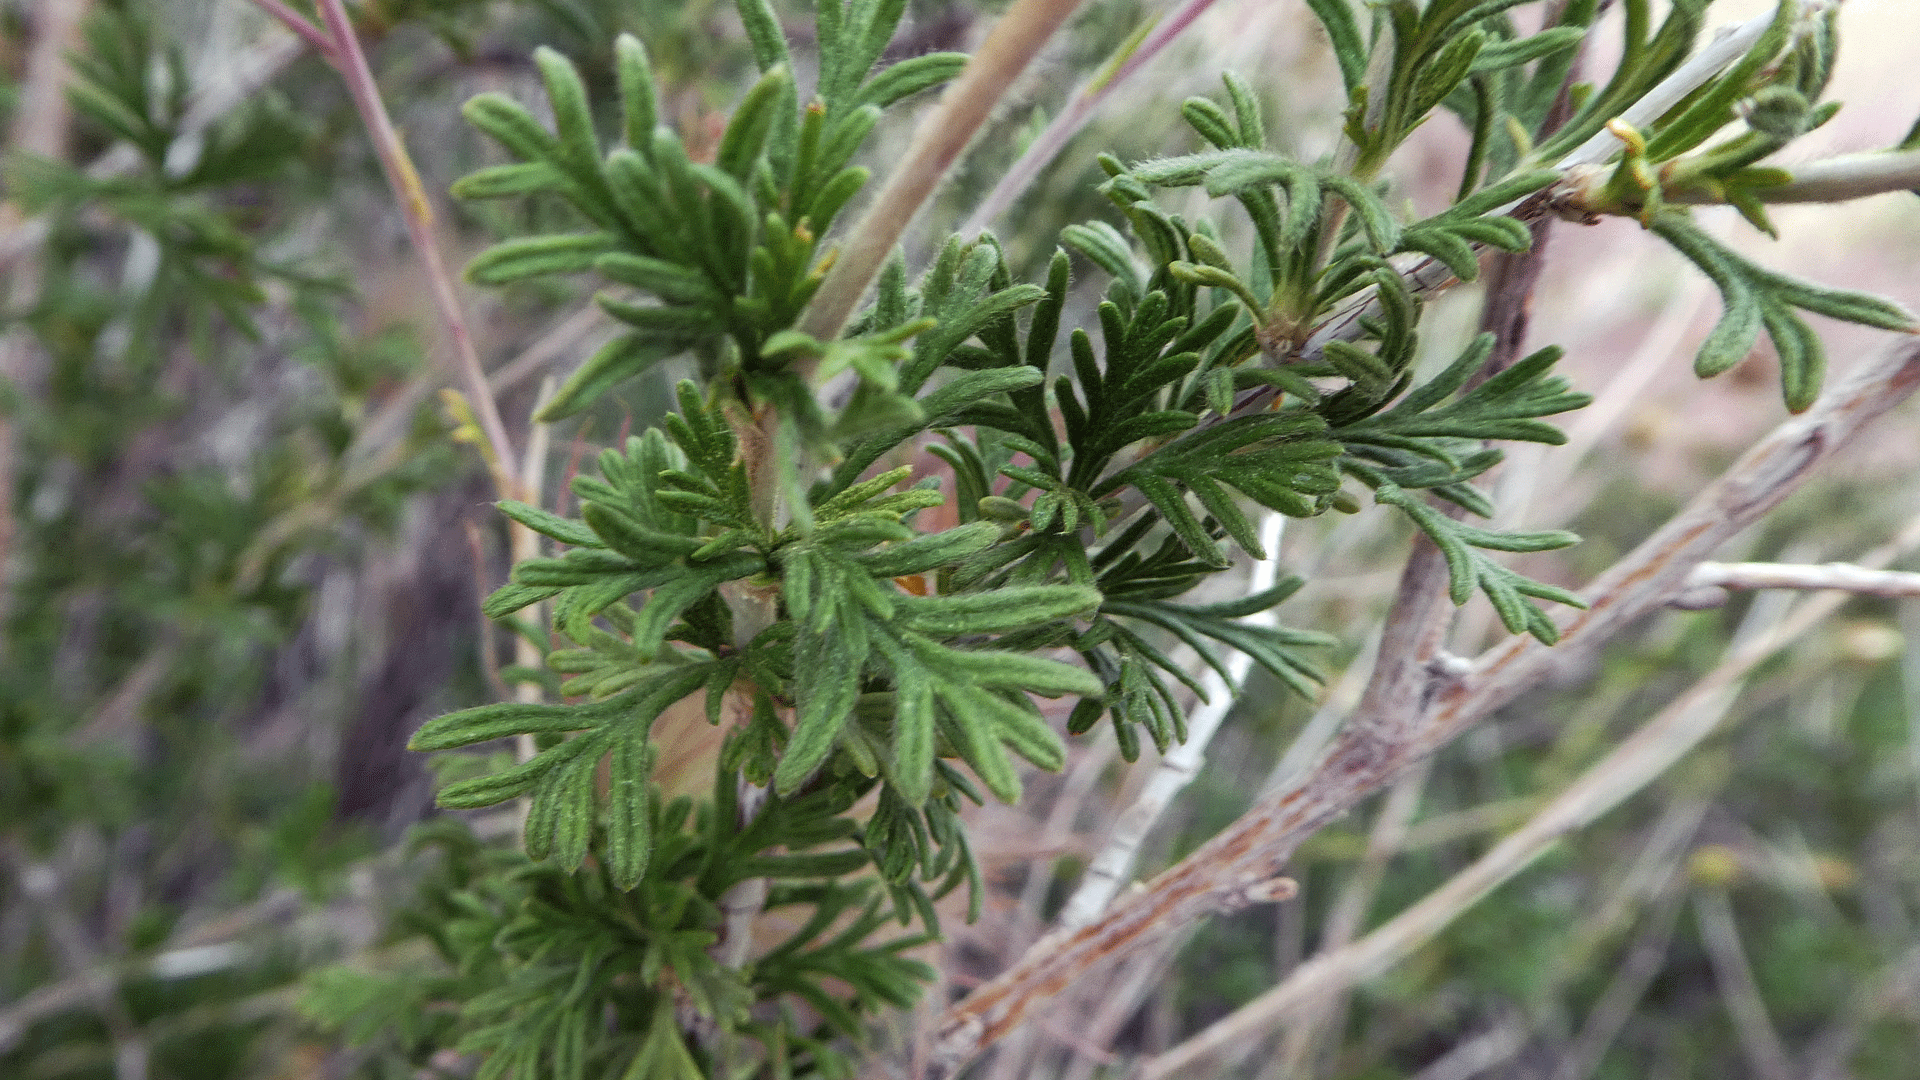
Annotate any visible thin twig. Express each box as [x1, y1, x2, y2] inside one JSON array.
[[1057, 942, 1187, 1080], [1682, 560, 1920, 600], [1013, 736, 1118, 941], [1554, 5, 1801, 170], [1802, 944, 1920, 1080], [1260, 626, 1381, 797], [918, 336, 1920, 1080], [0, 0, 91, 649], [246, 0, 337, 61], [511, 379, 556, 767], [1275, 761, 1429, 1079], [797, 0, 1090, 343], [486, 304, 613, 395], [1547, 877, 1691, 1080], [1551, 790, 1716, 989], [1719, 148, 1920, 204], [253, 0, 522, 497], [1408, 1017, 1527, 1080]]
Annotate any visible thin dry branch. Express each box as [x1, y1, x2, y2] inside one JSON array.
[[918, 336, 1920, 1080], [1547, 877, 1691, 1080], [247, 0, 336, 60], [1802, 944, 1920, 1080], [1274, 761, 1429, 1078], [1682, 560, 1920, 600], [1672, 148, 1920, 206], [1409, 1019, 1527, 1080], [1695, 888, 1795, 1080], [1556, 6, 1796, 168], [1143, 504, 1920, 1079], [0, 0, 92, 651]]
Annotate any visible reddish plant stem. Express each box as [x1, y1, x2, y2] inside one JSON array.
[[253, 0, 522, 498]]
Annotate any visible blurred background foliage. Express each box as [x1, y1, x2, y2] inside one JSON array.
[[0, 0, 1917, 1078]]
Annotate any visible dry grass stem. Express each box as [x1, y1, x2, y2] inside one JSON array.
[[1276, 761, 1430, 1079], [1684, 560, 1920, 598], [1802, 944, 1920, 1080], [1408, 1018, 1527, 1080], [1675, 148, 1920, 205], [1547, 878, 1691, 1080], [0, 0, 92, 644]]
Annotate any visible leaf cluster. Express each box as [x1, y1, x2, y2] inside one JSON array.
[[1331, 0, 1597, 175], [1651, 213, 1916, 413], [1100, 74, 1593, 643], [303, 811, 930, 1080], [1333, 333, 1590, 641], [453, 0, 965, 421]]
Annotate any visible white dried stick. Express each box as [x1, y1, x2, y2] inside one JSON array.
[[1057, 512, 1287, 930]]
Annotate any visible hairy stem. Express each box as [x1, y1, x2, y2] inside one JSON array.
[[1678, 149, 1920, 205]]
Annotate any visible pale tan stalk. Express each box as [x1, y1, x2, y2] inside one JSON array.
[[797, 0, 1090, 342], [1547, 877, 1691, 1080], [1724, 149, 1920, 204], [1407, 1019, 1527, 1080], [1274, 761, 1429, 1079], [961, 0, 1221, 238], [1683, 560, 1920, 599], [0, 0, 92, 652], [511, 381, 556, 771], [1694, 887, 1795, 1080], [1802, 945, 1920, 1080]]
